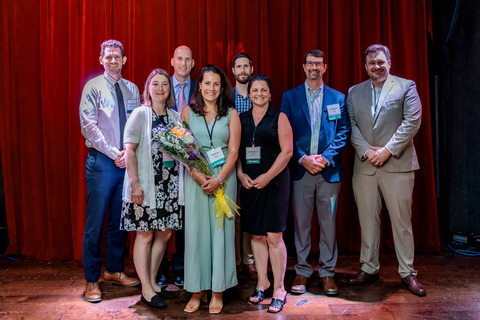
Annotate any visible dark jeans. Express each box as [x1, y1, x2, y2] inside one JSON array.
[[83, 149, 127, 282]]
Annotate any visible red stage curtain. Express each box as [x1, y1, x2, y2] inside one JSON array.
[[0, 0, 440, 264]]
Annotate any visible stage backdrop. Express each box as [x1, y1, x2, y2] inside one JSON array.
[[0, 0, 440, 264]]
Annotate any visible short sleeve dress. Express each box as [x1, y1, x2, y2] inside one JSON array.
[[120, 111, 182, 232], [239, 106, 290, 235]]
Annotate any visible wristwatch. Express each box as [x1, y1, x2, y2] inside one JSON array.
[[215, 176, 225, 186]]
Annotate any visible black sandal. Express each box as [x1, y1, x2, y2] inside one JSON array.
[[249, 289, 265, 304], [267, 293, 287, 314]]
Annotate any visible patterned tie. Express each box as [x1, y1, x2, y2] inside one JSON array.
[[177, 83, 187, 113], [114, 82, 127, 148]]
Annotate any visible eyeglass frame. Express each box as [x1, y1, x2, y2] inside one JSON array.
[[305, 61, 325, 67]]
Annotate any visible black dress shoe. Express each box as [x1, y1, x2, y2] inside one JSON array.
[[155, 287, 176, 300], [141, 294, 167, 309], [267, 294, 287, 314], [157, 274, 168, 288], [175, 275, 184, 287], [249, 289, 265, 304]]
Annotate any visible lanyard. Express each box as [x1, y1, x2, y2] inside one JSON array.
[[373, 87, 381, 112], [203, 116, 217, 149], [251, 124, 258, 147]]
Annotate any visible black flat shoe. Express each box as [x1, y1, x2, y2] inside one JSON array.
[[154, 288, 176, 300], [141, 294, 167, 309], [249, 289, 265, 304], [267, 294, 287, 314]]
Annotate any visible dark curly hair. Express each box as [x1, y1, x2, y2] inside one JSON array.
[[190, 65, 234, 119]]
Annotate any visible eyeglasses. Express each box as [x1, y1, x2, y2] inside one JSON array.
[[305, 61, 324, 67]]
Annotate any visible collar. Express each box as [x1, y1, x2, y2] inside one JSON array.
[[103, 72, 122, 87], [304, 81, 324, 94], [172, 75, 191, 87], [370, 74, 393, 90], [245, 105, 275, 118], [234, 86, 250, 99]]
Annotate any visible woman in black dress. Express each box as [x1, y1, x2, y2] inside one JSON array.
[[236, 74, 293, 314]]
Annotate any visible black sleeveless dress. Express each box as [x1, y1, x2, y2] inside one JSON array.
[[239, 106, 290, 235]]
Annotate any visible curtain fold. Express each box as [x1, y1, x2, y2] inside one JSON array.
[[0, 0, 440, 263]]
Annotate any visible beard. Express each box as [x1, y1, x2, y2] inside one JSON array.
[[307, 70, 320, 80], [235, 73, 251, 84], [369, 70, 388, 83]]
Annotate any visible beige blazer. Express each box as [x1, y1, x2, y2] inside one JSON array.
[[346, 74, 422, 175]]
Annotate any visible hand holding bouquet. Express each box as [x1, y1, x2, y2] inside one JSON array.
[[152, 121, 239, 227]]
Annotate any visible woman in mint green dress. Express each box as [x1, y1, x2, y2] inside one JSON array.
[[180, 65, 241, 314]]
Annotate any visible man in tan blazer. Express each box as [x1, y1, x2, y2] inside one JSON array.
[[346, 44, 426, 296]]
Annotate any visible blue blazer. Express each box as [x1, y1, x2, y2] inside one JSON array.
[[171, 76, 196, 111], [281, 83, 351, 182]]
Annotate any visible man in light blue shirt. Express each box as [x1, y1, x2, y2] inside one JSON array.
[[80, 39, 141, 303], [281, 49, 350, 297]]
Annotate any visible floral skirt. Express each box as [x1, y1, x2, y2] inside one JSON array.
[[120, 202, 182, 232]]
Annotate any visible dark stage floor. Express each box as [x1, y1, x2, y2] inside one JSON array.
[[0, 253, 479, 319]]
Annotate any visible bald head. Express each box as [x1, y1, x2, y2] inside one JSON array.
[[171, 45, 195, 83]]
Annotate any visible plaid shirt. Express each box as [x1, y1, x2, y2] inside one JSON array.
[[233, 86, 252, 114]]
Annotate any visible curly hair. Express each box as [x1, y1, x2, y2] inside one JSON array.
[[190, 65, 235, 119], [142, 68, 175, 109], [100, 39, 124, 58]]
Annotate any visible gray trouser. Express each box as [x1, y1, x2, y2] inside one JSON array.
[[292, 172, 340, 278]]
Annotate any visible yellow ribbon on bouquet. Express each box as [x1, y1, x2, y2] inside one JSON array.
[[214, 185, 240, 229]]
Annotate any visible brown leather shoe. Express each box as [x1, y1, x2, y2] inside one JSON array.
[[84, 282, 102, 303], [347, 270, 379, 285], [103, 272, 140, 287], [244, 264, 258, 280], [401, 275, 426, 297], [291, 274, 308, 294], [321, 276, 338, 296]]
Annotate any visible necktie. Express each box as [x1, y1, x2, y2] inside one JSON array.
[[114, 82, 127, 148], [177, 83, 187, 113]]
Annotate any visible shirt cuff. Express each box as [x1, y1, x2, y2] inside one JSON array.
[[299, 155, 306, 165], [361, 150, 369, 160]]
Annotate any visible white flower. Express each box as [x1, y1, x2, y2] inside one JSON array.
[[184, 133, 194, 144]]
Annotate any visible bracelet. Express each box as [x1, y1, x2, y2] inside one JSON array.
[[215, 176, 225, 186]]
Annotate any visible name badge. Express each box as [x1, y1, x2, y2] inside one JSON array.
[[207, 147, 226, 168], [246, 146, 261, 164], [162, 152, 175, 168], [127, 99, 137, 115], [327, 104, 341, 120]]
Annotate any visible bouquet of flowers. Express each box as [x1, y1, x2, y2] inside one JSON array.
[[152, 121, 239, 227]]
